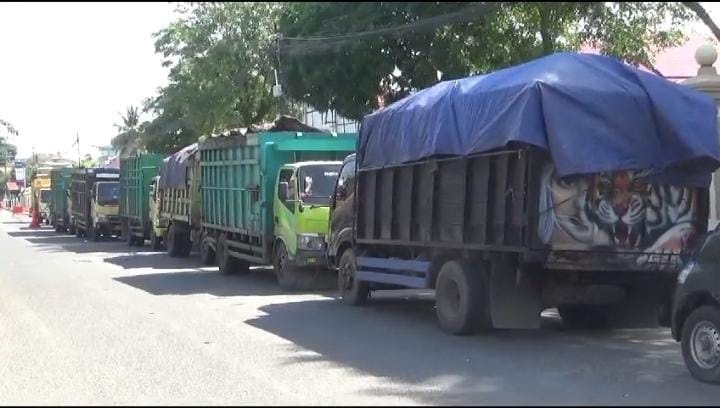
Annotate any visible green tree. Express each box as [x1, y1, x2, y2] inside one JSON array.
[[277, 2, 695, 120], [111, 105, 142, 156], [142, 2, 282, 152]]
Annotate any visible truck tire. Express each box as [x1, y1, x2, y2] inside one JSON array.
[[126, 231, 136, 247], [435, 260, 490, 335], [69, 223, 76, 236], [150, 229, 163, 251], [167, 224, 181, 257], [217, 234, 249, 275], [681, 305, 720, 384], [178, 230, 192, 257], [338, 248, 370, 305], [200, 234, 216, 265], [87, 225, 99, 242], [274, 241, 301, 292], [558, 305, 610, 329]]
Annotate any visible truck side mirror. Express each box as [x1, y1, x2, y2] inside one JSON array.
[[279, 182, 289, 201]]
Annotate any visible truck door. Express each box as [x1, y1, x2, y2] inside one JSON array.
[[274, 168, 298, 256], [328, 156, 356, 257]]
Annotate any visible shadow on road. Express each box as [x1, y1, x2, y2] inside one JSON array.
[[5, 229, 59, 238], [25, 235, 139, 254], [113, 266, 302, 297], [245, 294, 720, 404], [1, 218, 31, 225], [104, 252, 204, 270]]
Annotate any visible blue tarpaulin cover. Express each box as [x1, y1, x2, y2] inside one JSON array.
[[359, 52, 720, 187], [158, 143, 198, 189]]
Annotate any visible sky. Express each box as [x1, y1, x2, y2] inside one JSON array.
[[1, 2, 720, 160], [0, 2, 176, 159]]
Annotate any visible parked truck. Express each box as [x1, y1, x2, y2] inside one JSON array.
[[157, 142, 201, 258], [328, 52, 720, 335], [32, 171, 51, 224], [70, 167, 121, 241], [199, 126, 356, 290], [49, 167, 74, 232], [157, 117, 357, 290], [148, 176, 166, 250], [119, 153, 165, 247]]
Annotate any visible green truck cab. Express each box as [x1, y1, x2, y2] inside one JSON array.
[[274, 161, 342, 274]]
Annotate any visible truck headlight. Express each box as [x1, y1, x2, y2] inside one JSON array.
[[96, 214, 108, 223], [677, 261, 695, 284], [297, 233, 324, 251]]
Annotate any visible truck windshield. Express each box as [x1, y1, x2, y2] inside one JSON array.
[[97, 182, 119, 206], [40, 189, 51, 203], [298, 164, 341, 206]]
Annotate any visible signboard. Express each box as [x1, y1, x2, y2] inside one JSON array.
[[15, 167, 25, 182], [14, 160, 25, 188]]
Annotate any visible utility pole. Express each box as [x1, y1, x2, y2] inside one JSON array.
[[73, 131, 80, 167]]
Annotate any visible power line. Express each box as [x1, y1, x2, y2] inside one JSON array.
[[280, 2, 504, 57]]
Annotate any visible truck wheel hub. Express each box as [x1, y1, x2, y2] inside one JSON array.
[[691, 321, 720, 369]]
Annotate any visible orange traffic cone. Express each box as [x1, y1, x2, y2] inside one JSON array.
[[29, 205, 41, 229]]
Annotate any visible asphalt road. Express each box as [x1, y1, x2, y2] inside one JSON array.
[[1, 210, 720, 405]]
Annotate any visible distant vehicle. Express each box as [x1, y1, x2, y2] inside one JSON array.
[[148, 176, 166, 250], [31, 172, 51, 224], [70, 168, 121, 241], [119, 153, 165, 247], [49, 167, 74, 232], [671, 228, 720, 383]]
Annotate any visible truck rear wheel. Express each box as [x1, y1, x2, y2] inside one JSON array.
[[126, 231, 136, 246], [338, 248, 369, 305], [167, 224, 181, 257], [681, 305, 720, 384], [217, 234, 249, 275], [435, 260, 490, 335], [88, 225, 99, 242], [178, 230, 192, 257]]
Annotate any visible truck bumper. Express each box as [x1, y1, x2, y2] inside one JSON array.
[[293, 249, 328, 269], [97, 222, 122, 235]]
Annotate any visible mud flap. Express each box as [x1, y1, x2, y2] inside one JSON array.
[[489, 257, 542, 329]]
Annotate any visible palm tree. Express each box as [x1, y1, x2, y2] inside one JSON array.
[[111, 105, 142, 157]]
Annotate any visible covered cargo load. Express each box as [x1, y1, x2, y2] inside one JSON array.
[[355, 52, 720, 270], [120, 153, 165, 246], [358, 52, 720, 187]]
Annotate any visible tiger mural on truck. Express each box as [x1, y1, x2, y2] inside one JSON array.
[[538, 163, 698, 268]]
